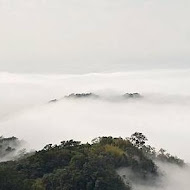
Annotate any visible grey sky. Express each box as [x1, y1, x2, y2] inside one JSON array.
[[0, 0, 190, 73]]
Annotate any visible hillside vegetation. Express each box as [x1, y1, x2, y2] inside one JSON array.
[[0, 133, 184, 190]]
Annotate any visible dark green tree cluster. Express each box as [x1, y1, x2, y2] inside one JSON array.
[[0, 133, 183, 190], [129, 132, 184, 166]]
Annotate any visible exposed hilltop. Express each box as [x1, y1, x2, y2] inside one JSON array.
[[49, 92, 142, 103], [123, 93, 142, 99], [65, 93, 99, 99]]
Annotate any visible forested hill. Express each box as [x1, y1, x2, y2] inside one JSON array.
[[0, 133, 184, 190]]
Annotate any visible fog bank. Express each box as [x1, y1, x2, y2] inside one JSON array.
[[118, 162, 190, 190], [0, 69, 190, 162]]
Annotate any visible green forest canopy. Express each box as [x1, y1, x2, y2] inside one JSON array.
[[0, 132, 184, 190]]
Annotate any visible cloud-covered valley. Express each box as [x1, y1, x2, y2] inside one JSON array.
[[0, 69, 190, 162]]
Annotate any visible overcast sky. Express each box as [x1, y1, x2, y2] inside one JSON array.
[[0, 0, 190, 73]]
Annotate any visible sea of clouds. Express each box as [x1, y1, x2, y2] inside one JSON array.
[[0, 69, 190, 162]]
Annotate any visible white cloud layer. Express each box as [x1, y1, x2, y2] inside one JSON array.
[[0, 69, 190, 162]]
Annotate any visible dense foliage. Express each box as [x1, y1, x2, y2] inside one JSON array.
[[0, 133, 184, 190]]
